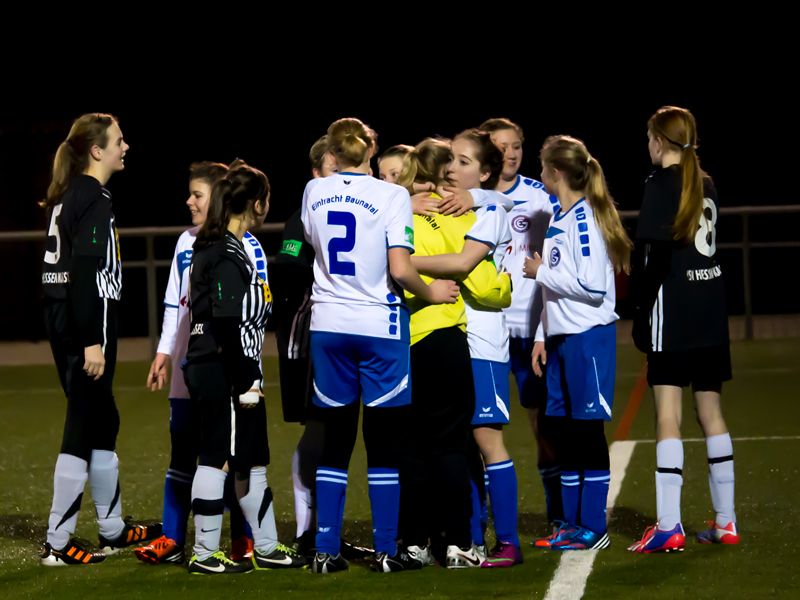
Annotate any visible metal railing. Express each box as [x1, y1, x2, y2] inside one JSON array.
[[2, 206, 799, 353]]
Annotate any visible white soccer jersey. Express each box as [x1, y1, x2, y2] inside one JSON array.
[[463, 205, 512, 362], [158, 227, 267, 399], [472, 178, 560, 338], [302, 172, 414, 341], [534, 199, 618, 340]]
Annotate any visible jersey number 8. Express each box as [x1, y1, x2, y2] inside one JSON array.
[[695, 197, 717, 257], [44, 204, 63, 265], [327, 211, 356, 276]]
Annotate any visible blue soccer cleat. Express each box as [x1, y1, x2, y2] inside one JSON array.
[[627, 523, 685, 553], [551, 525, 610, 551]]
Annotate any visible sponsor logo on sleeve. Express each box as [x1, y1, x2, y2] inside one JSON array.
[[280, 239, 303, 257], [404, 226, 414, 245]]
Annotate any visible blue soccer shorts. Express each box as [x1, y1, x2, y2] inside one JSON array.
[[310, 331, 411, 409], [471, 359, 511, 426], [545, 323, 616, 421]]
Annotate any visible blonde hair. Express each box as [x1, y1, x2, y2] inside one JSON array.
[[648, 106, 705, 244], [397, 138, 452, 196], [540, 135, 632, 274], [326, 118, 378, 168], [42, 113, 117, 210]]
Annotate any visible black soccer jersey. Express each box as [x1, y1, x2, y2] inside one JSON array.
[[186, 231, 272, 368], [271, 209, 314, 360], [635, 165, 729, 351], [42, 175, 122, 301]]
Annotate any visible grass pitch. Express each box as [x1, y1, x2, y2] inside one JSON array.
[[0, 340, 798, 599]]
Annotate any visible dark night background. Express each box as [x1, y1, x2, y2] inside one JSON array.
[[1, 62, 795, 341]]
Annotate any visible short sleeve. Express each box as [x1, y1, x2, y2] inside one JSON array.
[[72, 194, 112, 258], [636, 173, 678, 242], [466, 205, 511, 252], [210, 258, 248, 319], [386, 188, 415, 253]]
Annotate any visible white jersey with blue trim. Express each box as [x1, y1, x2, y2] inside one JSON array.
[[472, 177, 560, 338], [302, 172, 414, 342], [534, 199, 618, 340], [159, 226, 268, 399], [463, 204, 512, 362]]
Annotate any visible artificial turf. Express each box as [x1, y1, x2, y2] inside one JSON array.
[[0, 339, 797, 599]]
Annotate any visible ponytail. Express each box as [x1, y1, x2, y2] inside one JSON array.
[[194, 161, 270, 251], [326, 118, 377, 169], [42, 113, 117, 211], [541, 135, 632, 274], [397, 138, 452, 196], [648, 106, 705, 244]]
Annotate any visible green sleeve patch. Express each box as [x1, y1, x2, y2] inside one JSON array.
[[404, 226, 414, 246], [280, 239, 303, 257]]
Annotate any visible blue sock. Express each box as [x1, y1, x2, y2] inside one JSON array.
[[487, 460, 520, 546], [162, 469, 193, 545], [482, 471, 490, 525], [469, 477, 485, 545], [315, 467, 347, 555], [367, 468, 399, 555], [561, 471, 581, 526], [538, 461, 564, 523], [581, 470, 610, 535]]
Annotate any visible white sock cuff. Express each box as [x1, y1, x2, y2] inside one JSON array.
[[656, 438, 684, 470], [56, 453, 89, 473], [706, 433, 733, 459]]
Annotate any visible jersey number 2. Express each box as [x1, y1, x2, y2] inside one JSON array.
[[327, 211, 356, 276], [44, 204, 63, 265], [695, 198, 717, 257]]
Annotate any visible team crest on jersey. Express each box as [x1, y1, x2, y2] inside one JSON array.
[[550, 247, 561, 267], [511, 215, 530, 233]]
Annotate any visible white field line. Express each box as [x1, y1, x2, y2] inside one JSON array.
[[543, 440, 637, 600], [630, 436, 800, 443], [0, 383, 279, 396]]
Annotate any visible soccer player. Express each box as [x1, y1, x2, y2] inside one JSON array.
[[473, 118, 565, 545], [524, 135, 632, 551], [627, 106, 738, 553], [378, 144, 413, 184], [135, 161, 263, 565], [40, 113, 161, 566], [397, 138, 512, 569], [410, 129, 522, 567], [184, 163, 305, 574], [303, 118, 460, 574]]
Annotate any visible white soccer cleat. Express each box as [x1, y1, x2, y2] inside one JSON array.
[[446, 545, 482, 569]]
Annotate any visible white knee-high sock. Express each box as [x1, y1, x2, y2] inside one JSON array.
[[47, 454, 89, 550], [655, 439, 684, 531], [191, 466, 227, 561], [706, 433, 735, 526], [237, 467, 278, 555], [89, 450, 125, 540], [292, 449, 313, 539]]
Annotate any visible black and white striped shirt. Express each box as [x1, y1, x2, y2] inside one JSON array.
[[186, 231, 272, 365], [42, 175, 122, 301]]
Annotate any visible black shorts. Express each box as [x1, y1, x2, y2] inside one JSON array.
[[278, 354, 324, 423], [184, 359, 270, 470], [647, 344, 732, 389]]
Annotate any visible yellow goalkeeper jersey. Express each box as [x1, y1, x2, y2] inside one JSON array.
[[405, 201, 512, 346]]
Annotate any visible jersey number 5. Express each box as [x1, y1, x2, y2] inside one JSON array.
[[327, 211, 356, 276], [695, 198, 717, 257], [44, 204, 63, 265]]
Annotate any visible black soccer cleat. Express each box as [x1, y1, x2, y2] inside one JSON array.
[[41, 538, 107, 566], [311, 552, 349, 574], [292, 530, 316, 559], [188, 551, 253, 575], [252, 543, 307, 569], [99, 517, 162, 555], [375, 546, 423, 572]]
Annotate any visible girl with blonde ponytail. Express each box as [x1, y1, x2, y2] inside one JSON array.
[[522, 135, 628, 551], [41, 114, 161, 566], [628, 107, 737, 554]]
